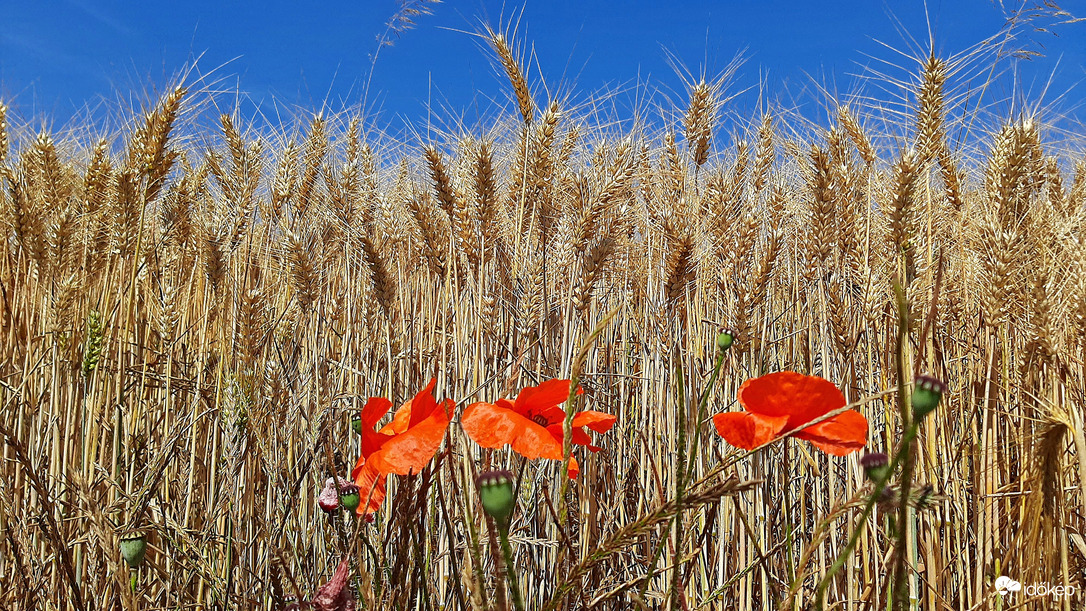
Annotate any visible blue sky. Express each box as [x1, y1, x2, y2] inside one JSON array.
[[1, 1, 1084, 132]]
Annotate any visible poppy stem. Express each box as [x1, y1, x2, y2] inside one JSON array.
[[498, 529, 526, 611], [685, 344, 728, 486], [890, 278, 915, 611], [485, 517, 510, 611]]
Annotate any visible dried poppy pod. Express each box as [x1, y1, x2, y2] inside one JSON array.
[[318, 478, 342, 513]]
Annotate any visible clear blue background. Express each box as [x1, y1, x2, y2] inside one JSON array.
[[1, 1, 1084, 131]]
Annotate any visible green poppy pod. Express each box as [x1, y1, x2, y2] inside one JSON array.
[[119, 534, 148, 569], [911, 376, 945, 420], [476, 470, 516, 532], [716, 328, 735, 353]]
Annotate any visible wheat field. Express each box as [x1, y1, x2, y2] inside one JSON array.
[[0, 20, 1085, 611]]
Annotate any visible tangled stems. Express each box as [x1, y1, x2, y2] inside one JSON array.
[[811, 422, 920, 609], [686, 331, 732, 485], [813, 279, 917, 610], [557, 305, 622, 563]]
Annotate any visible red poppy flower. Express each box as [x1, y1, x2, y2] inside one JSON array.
[[350, 378, 454, 515], [712, 372, 867, 456], [461, 379, 617, 478]]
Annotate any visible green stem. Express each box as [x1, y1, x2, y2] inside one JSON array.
[[814, 279, 915, 610], [499, 530, 526, 611], [891, 280, 914, 611], [685, 346, 728, 486]]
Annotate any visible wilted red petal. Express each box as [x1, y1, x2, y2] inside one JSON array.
[[738, 372, 846, 428], [712, 411, 789, 450], [462, 402, 563, 460], [318, 478, 340, 513], [310, 556, 356, 611], [571, 410, 617, 433], [514, 379, 580, 417], [367, 400, 452, 475], [793, 409, 868, 456]]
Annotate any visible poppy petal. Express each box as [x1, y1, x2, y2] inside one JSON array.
[[514, 379, 580, 416], [382, 399, 413, 435], [793, 409, 868, 456], [360, 397, 392, 430], [352, 462, 388, 515], [738, 372, 846, 428], [462, 402, 563, 460], [534, 404, 567, 426], [712, 411, 790, 450], [367, 400, 453, 475], [571, 410, 617, 433], [567, 454, 580, 479], [408, 378, 440, 428], [462, 402, 521, 448], [546, 423, 605, 452], [359, 430, 394, 459]]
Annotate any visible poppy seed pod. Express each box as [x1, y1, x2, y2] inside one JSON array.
[[350, 414, 362, 435], [476, 470, 516, 532], [338, 481, 360, 513], [859, 452, 889, 482], [911, 376, 946, 419], [119, 534, 148, 569], [716, 328, 735, 353]]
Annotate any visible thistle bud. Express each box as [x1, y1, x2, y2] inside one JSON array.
[[119, 534, 148, 569], [476, 470, 516, 532], [716, 328, 735, 353], [911, 376, 945, 419], [859, 452, 889, 482]]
